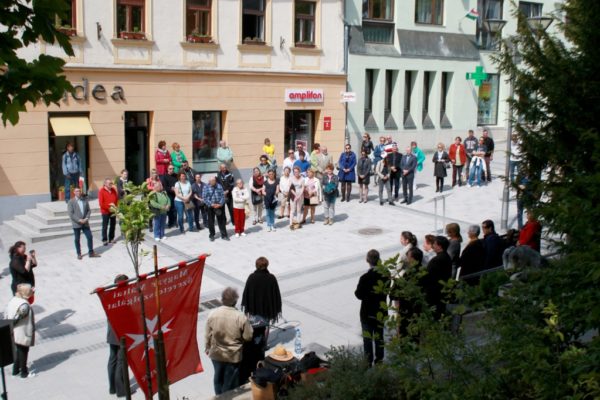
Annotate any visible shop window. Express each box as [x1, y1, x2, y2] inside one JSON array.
[[55, 0, 77, 36], [477, 74, 500, 126], [518, 1, 542, 17], [117, 0, 146, 40], [242, 0, 265, 44], [295, 1, 316, 47], [415, 0, 444, 25], [285, 111, 314, 155], [192, 111, 222, 173], [477, 0, 503, 50], [186, 0, 212, 42]]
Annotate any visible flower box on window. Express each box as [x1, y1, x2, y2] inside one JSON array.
[[187, 34, 213, 44], [119, 30, 146, 40], [295, 41, 315, 48], [243, 37, 266, 45], [57, 25, 77, 37]]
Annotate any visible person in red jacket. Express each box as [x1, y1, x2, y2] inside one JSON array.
[[99, 178, 119, 246], [518, 211, 542, 251], [449, 136, 467, 187], [155, 140, 171, 176]]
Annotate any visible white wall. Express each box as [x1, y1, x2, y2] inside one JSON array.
[[17, 0, 345, 75]]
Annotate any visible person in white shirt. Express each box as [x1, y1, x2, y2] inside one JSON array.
[[283, 150, 296, 172], [278, 167, 292, 218], [231, 179, 250, 237]]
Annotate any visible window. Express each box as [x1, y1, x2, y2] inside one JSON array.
[[415, 0, 443, 25], [404, 70, 415, 127], [477, 0, 503, 50], [117, 0, 145, 39], [285, 111, 314, 154], [295, 1, 315, 46], [518, 1, 542, 17], [56, 0, 76, 34], [364, 69, 375, 124], [363, 0, 393, 20], [384, 70, 393, 120], [422, 71, 435, 128], [242, 0, 265, 43], [477, 74, 500, 125], [362, 0, 394, 43], [192, 111, 222, 173], [186, 0, 212, 38], [440, 72, 452, 128]]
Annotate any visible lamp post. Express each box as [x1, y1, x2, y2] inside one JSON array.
[[496, 15, 552, 231]]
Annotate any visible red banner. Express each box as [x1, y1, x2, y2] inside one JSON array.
[[96, 256, 206, 399]]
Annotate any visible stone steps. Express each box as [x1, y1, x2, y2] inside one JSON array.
[[3, 200, 103, 243]]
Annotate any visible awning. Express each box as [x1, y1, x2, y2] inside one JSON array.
[[49, 116, 95, 136]]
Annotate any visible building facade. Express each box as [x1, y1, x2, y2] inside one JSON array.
[[345, 0, 559, 151], [0, 0, 346, 222]]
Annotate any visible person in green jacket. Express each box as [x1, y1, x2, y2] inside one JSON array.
[[411, 141, 426, 172], [170, 142, 188, 173], [149, 181, 171, 241]]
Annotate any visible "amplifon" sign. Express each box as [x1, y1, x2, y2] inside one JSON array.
[[285, 89, 324, 103]]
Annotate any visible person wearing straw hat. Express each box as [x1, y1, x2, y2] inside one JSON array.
[[205, 287, 253, 395]]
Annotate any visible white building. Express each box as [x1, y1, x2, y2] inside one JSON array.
[[345, 0, 560, 151], [1, 0, 347, 221]]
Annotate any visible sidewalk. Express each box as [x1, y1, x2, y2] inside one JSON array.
[[0, 148, 517, 399]]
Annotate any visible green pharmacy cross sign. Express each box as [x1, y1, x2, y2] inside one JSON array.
[[466, 66, 488, 86]]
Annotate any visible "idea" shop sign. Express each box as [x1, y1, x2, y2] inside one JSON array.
[[285, 89, 324, 103]]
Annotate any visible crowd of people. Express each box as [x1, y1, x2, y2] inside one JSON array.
[[356, 214, 542, 366], [57, 127, 501, 258]]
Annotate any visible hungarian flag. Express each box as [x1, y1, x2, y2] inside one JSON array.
[[466, 8, 479, 20], [96, 255, 206, 399]]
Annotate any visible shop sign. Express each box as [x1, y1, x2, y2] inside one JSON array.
[[340, 92, 357, 103], [285, 89, 323, 103], [65, 78, 125, 102], [323, 116, 331, 131]]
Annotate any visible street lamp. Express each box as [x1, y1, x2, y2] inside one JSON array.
[[500, 16, 553, 230], [484, 18, 507, 50]]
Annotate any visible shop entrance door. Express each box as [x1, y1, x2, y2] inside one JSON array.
[[285, 110, 314, 157], [124, 112, 150, 185]]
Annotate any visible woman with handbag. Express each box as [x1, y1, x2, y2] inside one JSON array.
[[174, 171, 194, 234], [302, 168, 322, 224], [322, 164, 339, 225], [289, 166, 305, 230], [376, 156, 394, 206], [357, 149, 372, 203], [248, 167, 265, 225], [149, 181, 171, 241], [432, 143, 451, 193], [278, 167, 292, 219], [263, 169, 280, 232]]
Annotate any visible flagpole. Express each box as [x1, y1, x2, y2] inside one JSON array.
[[90, 254, 210, 295], [153, 245, 170, 400], [135, 266, 154, 398]]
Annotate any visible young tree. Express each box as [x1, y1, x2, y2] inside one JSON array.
[[0, 0, 74, 125]]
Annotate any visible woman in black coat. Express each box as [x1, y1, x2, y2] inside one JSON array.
[[9, 241, 37, 295], [432, 143, 450, 192], [240, 257, 282, 383]]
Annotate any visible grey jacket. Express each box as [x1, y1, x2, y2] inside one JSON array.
[[67, 196, 92, 228]]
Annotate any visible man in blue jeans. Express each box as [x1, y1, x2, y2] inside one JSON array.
[[67, 188, 101, 260], [62, 142, 82, 202], [205, 287, 253, 395]]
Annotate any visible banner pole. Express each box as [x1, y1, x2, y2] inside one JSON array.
[[120, 337, 132, 400], [90, 253, 210, 295], [153, 245, 170, 400], [134, 263, 154, 397]]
